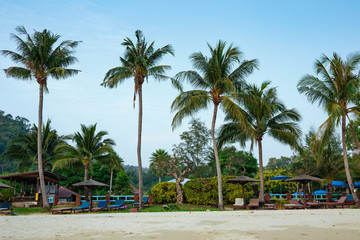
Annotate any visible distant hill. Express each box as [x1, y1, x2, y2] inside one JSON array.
[[0, 110, 31, 173]]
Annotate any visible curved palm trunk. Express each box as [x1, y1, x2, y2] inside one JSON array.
[[211, 104, 224, 210], [342, 116, 360, 207], [159, 176, 161, 183], [84, 164, 89, 201], [38, 83, 49, 209], [257, 138, 265, 204], [109, 167, 114, 195], [137, 84, 144, 209]]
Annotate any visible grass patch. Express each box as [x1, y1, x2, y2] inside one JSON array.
[[13, 207, 50, 215]]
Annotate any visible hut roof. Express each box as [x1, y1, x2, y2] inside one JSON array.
[[286, 174, 323, 183], [226, 175, 260, 184], [72, 179, 108, 187], [58, 186, 80, 198], [0, 182, 13, 188], [0, 170, 67, 184]]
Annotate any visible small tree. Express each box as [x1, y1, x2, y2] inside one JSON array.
[[149, 149, 171, 183], [164, 153, 193, 204]]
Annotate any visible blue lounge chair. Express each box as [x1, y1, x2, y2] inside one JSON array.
[[108, 200, 125, 210], [72, 201, 89, 213], [0, 202, 12, 213], [93, 201, 108, 212], [132, 197, 149, 208]]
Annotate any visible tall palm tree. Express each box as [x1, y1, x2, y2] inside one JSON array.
[[101, 30, 174, 209], [171, 41, 258, 210], [100, 151, 124, 194], [2, 120, 65, 172], [218, 81, 301, 204], [150, 149, 171, 183], [53, 124, 115, 197], [1, 26, 80, 208], [297, 52, 360, 207]]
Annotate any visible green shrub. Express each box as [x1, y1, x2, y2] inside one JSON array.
[[184, 176, 254, 205], [151, 182, 178, 204]]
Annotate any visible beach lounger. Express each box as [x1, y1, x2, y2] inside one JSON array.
[[132, 197, 149, 208], [108, 200, 125, 210], [248, 199, 259, 209], [285, 199, 305, 209], [50, 207, 73, 214], [305, 201, 321, 208], [0, 202, 12, 213], [321, 196, 350, 209], [72, 201, 89, 213], [92, 201, 108, 212], [233, 198, 245, 210], [264, 203, 277, 210]]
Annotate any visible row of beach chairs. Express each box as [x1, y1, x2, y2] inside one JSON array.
[[233, 196, 351, 210], [51, 197, 150, 214]]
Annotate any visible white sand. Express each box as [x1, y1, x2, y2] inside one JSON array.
[[1, 209, 360, 239]]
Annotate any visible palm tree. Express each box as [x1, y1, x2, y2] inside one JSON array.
[[100, 151, 124, 194], [298, 53, 360, 206], [2, 120, 65, 172], [101, 30, 174, 209], [1, 26, 80, 208], [53, 124, 115, 198], [218, 81, 301, 204], [171, 41, 258, 210], [150, 149, 171, 183]]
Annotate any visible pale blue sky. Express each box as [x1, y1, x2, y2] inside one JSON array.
[[1, 0, 359, 167]]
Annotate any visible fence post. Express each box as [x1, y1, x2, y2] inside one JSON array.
[[286, 193, 291, 201], [54, 195, 59, 206], [148, 194, 153, 204], [76, 195, 81, 205], [265, 193, 270, 203], [326, 193, 331, 202], [106, 194, 111, 204], [134, 193, 139, 203]]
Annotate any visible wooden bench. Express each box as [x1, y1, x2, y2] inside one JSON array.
[[50, 207, 73, 214]]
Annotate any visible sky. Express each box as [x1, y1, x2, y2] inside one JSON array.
[[1, 0, 360, 168]]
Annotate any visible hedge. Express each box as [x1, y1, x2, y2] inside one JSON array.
[[184, 176, 254, 205], [150, 182, 178, 204]]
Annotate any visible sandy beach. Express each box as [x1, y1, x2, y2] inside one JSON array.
[[1, 209, 360, 239]]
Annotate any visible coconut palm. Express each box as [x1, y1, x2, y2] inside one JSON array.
[[150, 149, 171, 183], [100, 151, 124, 194], [171, 40, 258, 210], [218, 81, 301, 204], [1, 26, 80, 208], [2, 120, 65, 172], [297, 52, 360, 207], [53, 124, 115, 197], [101, 30, 174, 209]]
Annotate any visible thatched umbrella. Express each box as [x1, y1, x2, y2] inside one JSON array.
[[0, 182, 13, 188], [73, 179, 108, 212], [286, 175, 323, 207], [227, 175, 260, 208]]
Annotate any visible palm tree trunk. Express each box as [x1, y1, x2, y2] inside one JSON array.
[[110, 167, 113, 195], [211, 104, 224, 210], [37, 83, 49, 209], [137, 84, 144, 209], [84, 165, 89, 201], [159, 176, 161, 183], [258, 138, 265, 204], [341, 115, 360, 207]]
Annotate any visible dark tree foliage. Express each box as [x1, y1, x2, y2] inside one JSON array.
[[265, 156, 293, 171], [0, 110, 31, 173]]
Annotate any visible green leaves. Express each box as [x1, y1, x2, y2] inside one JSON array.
[[1, 26, 81, 85]]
